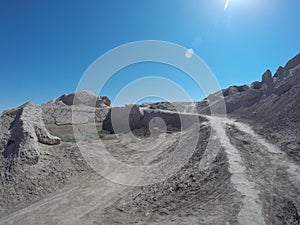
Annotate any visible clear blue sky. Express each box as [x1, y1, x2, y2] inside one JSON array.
[[1, 0, 299, 112]]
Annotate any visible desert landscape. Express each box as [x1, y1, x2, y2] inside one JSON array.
[[0, 54, 299, 225]]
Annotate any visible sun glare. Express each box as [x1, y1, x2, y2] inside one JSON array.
[[224, 0, 230, 11]]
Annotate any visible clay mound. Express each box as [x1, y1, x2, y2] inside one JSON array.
[[0, 102, 60, 164], [54, 90, 111, 108], [42, 91, 111, 126], [0, 101, 93, 217]]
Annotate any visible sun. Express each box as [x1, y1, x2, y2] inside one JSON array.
[[224, 0, 230, 11]]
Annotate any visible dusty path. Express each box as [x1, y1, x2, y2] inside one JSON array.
[[0, 132, 183, 225], [1, 111, 299, 225], [0, 140, 135, 225], [0, 173, 129, 225]]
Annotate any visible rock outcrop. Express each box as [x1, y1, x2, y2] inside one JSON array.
[[262, 69, 273, 85], [196, 53, 300, 116], [0, 102, 60, 164]]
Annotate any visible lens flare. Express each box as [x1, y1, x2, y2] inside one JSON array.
[[185, 49, 194, 58]]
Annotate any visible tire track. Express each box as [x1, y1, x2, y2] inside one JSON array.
[[209, 117, 266, 225], [227, 120, 300, 187], [225, 120, 300, 224]]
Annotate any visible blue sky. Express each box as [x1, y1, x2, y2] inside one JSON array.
[[0, 0, 300, 112]]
